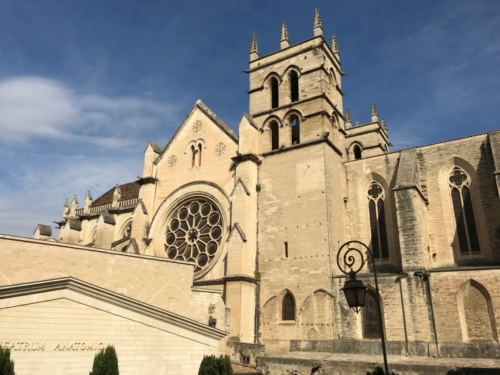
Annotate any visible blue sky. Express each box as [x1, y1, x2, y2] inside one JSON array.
[[0, 1, 499, 237]]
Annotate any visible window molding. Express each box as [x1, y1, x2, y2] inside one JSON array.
[[448, 167, 481, 256]]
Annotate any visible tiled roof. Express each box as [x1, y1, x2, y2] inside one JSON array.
[[91, 181, 141, 207]]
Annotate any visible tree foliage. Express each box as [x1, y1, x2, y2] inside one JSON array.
[[89, 345, 119, 375], [0, 346, 14, 375], [198, 354, 233, 375]]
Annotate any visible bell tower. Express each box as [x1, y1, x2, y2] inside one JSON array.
[[246, 9, 345, 154]]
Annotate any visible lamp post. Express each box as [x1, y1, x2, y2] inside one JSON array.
[[337, 240, 389, 375]]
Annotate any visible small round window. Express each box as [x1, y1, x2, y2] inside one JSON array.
[[165, 199, 223, 273]]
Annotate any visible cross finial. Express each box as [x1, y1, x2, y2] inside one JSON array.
[[250, 34, 259, 61], [313, 8, 323, 37], [280, 22, 290, 49]]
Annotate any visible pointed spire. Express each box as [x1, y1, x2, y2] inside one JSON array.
[[381, 118, 387, 130], [345, 109, 352, 129], [280, 22, 290, 49], [250, 34, 259, 61], [313, 8, 323, 37], [371, 104, 379, 122], [70, 195, 78, 216], [84, 191, 93, 214], [62, 198, 70, 219], [331, 35, 340, 59], [112, 184, 121, 208], [356, 121, 360, 127]]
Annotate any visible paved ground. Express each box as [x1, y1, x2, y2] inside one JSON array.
[[259, 351, 500, 374], [264, 350, 500, 368]]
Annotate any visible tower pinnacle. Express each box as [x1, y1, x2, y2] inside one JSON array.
[[381, 118, 387, 130], [371, 104, 379, 122], [250, 34, 259, 61], [280, 22, 290, 49], [313, 8, 323, 37], [345, 109, 352, 129], [331, 35, 340, 59]]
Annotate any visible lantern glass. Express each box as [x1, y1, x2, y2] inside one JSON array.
[[342, 278, 367, 313]]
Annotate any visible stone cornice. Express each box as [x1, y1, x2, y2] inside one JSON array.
[[223, 275, 258, 284], [193, 274, 258, 286], [136, 176, 158, 185], [231, 153, 261, 165], [261, 136, 342, 158], [0, 277, 227, 340]]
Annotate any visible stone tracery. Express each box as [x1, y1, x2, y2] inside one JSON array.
[[164, 199, 223, 273]]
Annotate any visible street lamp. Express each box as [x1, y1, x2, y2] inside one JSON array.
[[337, 241, 389, 375]]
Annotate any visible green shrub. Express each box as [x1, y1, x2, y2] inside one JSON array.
[[0, 346, 14, 375], [366, 365, 399, 375], [198, 354, 233, 375], [89, 345, 119, 375]]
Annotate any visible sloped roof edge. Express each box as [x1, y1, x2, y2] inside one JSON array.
[[227, 222, 247, 243], [155, 100, 238, 165], [0, 277, 227, 341], [242, 113, 258, 129], [231, 178, 251, 197]]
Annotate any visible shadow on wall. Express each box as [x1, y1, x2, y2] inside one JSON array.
[[446, 368, 500, 375]]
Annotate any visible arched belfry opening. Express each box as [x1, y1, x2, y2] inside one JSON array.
[[270, 77, 279, 109], [270, 121, 280, 150], [290, 115, 300, 145], [289, 70, 299, 103], [353, 145, 362, 160]]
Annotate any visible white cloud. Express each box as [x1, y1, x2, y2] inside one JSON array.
[[0, 77, 77, 141], [0, 154, 143, 238], [0, 76, 178, 146]]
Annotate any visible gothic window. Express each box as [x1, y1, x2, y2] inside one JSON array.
[[123, 222, 132, 238], [282, 292, 295, 321], [367, 182, 389, 259], [270, 121, 280, 150], [198, 143, 202, 166], [289, 70, 299, 102], [191, 145, 196, 168], [362, 289, 382, 339], [270, 77, 279, 109], [449, 167, 480, 254], [290, 115, 300, 145], [353, 145, 362, 160], [165, 199, 223, 274]]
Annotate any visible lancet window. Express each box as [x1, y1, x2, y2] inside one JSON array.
[[289, 70, 299, 102], [198, 144, 202, 166], [367, 182, 389, 259], [290, 115, 300, 145], [353, 145, 362, 160], [270, 77, 279, 109], [191, 145, 196, 168], [282, 292, 295, 321], [449, 167, 480, 254], [270, 121, 280, 150], [362, 289, 383, 339]]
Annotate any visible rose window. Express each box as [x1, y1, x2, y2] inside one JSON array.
[[165, 199, 223, 272]]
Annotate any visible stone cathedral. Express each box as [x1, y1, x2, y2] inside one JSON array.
[[2, 8, 500, 375]]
